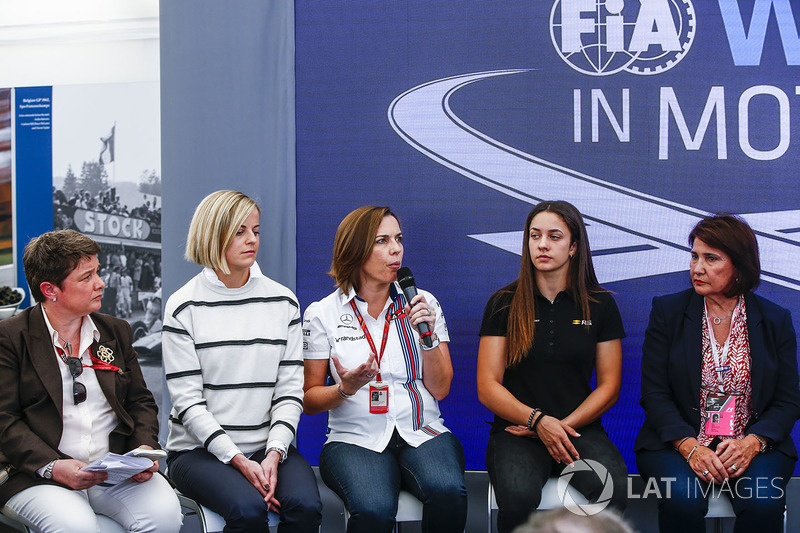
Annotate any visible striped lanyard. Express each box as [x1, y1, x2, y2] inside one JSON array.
[[349, 298, 403, 381]]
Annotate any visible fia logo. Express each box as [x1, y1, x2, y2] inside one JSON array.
[[549, 0, 695, 76]]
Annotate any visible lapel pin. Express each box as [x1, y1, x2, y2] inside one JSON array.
[[97, 345, 115, 364]]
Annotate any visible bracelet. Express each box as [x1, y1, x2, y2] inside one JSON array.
[[685, 444, 700, 463], [675, 437, 691, 451], [530, 412, 546, 433], [337, 383, 353, 399], [527, 408, 541, 431]]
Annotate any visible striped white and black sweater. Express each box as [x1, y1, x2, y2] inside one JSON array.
[[163, 266, 303, 462]]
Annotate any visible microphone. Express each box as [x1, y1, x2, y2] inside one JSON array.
[[396, 267, 433, 348]]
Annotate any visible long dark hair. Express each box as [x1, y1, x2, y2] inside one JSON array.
[[505, 201, 606, 366]]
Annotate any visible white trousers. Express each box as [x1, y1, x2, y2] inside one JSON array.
[[1, 474, 182, 533]]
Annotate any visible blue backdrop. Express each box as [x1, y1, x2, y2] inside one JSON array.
[[295, 0, 800, 473]]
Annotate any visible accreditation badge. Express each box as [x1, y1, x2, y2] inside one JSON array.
[[369, 381, 389, 414], [704, 392, 736, 436]]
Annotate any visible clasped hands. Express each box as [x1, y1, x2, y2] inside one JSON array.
[[685, 436, 760, 483], [505, 416, 582, 465], [232, 450, 283, 512]]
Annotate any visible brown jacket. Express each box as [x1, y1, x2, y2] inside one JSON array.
[[0, 305, 159, 505]]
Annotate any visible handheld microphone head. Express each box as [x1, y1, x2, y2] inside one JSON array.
[[396, 267, 415, 290]]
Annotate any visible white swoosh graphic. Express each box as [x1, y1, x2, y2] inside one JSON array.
[[388, 70, 800, 290]]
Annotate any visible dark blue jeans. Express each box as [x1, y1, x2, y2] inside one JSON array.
[[487, 425, 628, 533], [167, 445, 322, 533], [319, 431, 467, 533], [636, 446, 795, 533]]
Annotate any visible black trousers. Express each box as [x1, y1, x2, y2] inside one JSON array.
[[167, 445, 322, 533], [486, 425, 628, 533]]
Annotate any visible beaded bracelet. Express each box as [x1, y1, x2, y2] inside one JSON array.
[[531, 411, 546, 433], [527, 408, 541, 431]]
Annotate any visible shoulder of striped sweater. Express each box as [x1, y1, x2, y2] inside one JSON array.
[[164, 273, 205, 313]]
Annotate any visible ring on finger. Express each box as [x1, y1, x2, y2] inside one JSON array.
[[427, 308, 431, 316], [731, 464, 738, 471], [702, 470, 709, 476]]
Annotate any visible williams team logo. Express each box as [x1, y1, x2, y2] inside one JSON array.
[[549, 0, 696, 76]]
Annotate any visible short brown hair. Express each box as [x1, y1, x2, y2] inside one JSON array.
[[23, 230, 101, 303], [689, 214, 760, 297], [185, 190, 260, 274], [329, 206, 400, 294]]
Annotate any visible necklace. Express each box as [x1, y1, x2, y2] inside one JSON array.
[[710, 310, 733, 325], [58, 333, 79, 356]]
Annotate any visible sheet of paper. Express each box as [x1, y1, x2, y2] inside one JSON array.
[[81, 453, 153, 485], [124, 447, 167, 461]]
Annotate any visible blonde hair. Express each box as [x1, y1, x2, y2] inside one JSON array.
[[185, 190, 260, 274], [329, 206, 399, 294]]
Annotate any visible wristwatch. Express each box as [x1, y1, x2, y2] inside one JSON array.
[[42, 460, 56, 479], [750, 433, 769, 454], [267, 447, 287, 464], [420, 333, 440, 351]]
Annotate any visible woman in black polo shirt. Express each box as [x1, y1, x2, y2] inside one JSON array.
[[477, 200, 627, 532]]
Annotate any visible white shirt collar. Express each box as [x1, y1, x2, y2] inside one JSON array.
[[336, 282, 402, 308], [202, 262, 265, 288], [40, 305, 100, 356]]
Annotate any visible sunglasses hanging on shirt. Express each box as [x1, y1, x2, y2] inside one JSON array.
[[56, 345, 123, 405]]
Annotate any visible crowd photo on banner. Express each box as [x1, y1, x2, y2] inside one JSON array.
[[51, 83, 164, 403]]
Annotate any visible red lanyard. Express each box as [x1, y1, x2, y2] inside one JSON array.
[[56, 345, 123, 374], [349, 298, 403, 381]]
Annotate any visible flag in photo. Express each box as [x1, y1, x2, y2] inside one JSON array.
[[99, 125, 115, 164]]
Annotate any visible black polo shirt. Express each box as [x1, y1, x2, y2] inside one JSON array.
[[479, 283, 625, 433]]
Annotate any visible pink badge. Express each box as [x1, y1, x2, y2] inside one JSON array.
[[704, 395, 736, 436]]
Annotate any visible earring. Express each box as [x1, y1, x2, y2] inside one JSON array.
[[52, 297, 56, 302]]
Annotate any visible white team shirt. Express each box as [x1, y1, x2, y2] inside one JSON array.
[[303, 283, 450, 452]]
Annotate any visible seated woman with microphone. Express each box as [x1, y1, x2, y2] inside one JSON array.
[[0, 230, 181, 533], [302, 205, 468, 533]]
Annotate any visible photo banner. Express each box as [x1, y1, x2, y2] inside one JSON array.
[[295, 1, 800, 472], [14, 86, 53, 308]]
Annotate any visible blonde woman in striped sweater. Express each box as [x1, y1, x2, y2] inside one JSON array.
[[163, 190, 321, 533]]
